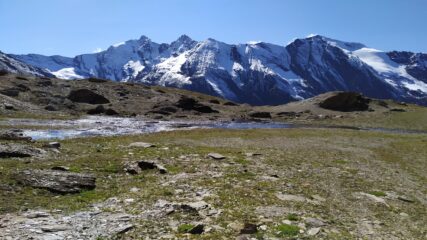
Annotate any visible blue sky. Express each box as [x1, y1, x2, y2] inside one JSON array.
[[1, 0, 426, 56]]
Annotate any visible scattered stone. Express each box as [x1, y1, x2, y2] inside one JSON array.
[[4, 103, 15, 110], [123, 161, 142, 175], [208, 153, 226, 160], [397, 195, 415, 203], [16, 169, 96, 194], [240, 223, 258, 234], [67, 89, 110, 104], [305, 218, 326, 227], [128, 142, 155, 148], [399, 212, 409, 217], [24, 211, 50, 219], [245, 152, 262, 157], [255, 206, 288, 218], [44, 142, 61, 149], [51, 166, 70, 172], [114, 224, 134, 234], [307, 227, 321, 236], [276, 193, 307, 202], [319, 92, 370, 112], [41, 224, 70, 232], [359, 192, 389, 207], [248, 111, 272, 118], [189, 224, 205, 234]]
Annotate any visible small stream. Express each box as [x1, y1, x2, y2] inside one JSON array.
[[0, 116, 425, 140]]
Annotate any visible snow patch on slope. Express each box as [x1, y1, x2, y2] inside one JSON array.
[[51, 68, 84, 79]]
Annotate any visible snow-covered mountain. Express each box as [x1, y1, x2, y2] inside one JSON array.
[[9, 35, 427, 105], [0, 51, 53, 77]]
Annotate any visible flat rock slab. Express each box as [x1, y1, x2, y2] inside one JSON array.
[[128, 142, 155, 148], [0, 143, 44, 158], [207, 153, 226, 160], [16, 169, 96, 194], [0, 130, 32, 141], [275, 193, 307, 202]]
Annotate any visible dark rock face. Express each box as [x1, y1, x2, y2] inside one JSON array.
[[175, 96, 218, 113], [0, 88, 20, 97], [248, 112, 272, 118], [318, 92, 370, 112], [16, 170, 96, 194], [68, 89, 110, 104]]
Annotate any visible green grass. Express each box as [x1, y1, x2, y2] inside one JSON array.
[[177, 224, 195, 233], [276, 224, 300, 237], [369, 191, 387, 197], [286, 213, 300, 221]]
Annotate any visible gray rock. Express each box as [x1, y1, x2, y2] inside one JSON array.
[[41, 224, 70, 232], [16, 169, 96, 193], [305, 218, 326, 227], [45, 142, 61, 149], [0, 143, 43, 158], [123, 161, 142, 175], [207, 153, 226, 160], [307, 227, 321, 236], [0, 130, 32, 141], [128, 142, 155, 148]]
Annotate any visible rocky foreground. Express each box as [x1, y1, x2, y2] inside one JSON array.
[[0, 125, 426, 239]]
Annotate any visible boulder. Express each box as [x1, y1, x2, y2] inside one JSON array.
[[175, 96, 218, 113], [0, 88, 20, 97], [67, 89, 110, 104], [0, 143, 43, 158], [16, 169, 96, 194], [208, 153, 226, 160], [87, 105, 106, 115], [128, 142, 155, 148], [248, 112, 272, 118], [0, 130, 32, 141], [318, 92, 370, 112]]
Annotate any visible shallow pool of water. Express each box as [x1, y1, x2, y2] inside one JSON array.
[[1, 116, 424, 140]]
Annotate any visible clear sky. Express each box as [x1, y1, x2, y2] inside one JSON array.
[[1, 0, 426, 57]]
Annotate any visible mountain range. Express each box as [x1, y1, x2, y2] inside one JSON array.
[[1, 35, 426, 106]]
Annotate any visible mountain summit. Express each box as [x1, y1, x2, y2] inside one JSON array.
[[7, 35, 427, 105]]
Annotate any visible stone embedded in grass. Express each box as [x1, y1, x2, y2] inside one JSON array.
[[128, 142, 155, 148], [304, 218, 326, 227], [275, 193, 307, 202], [44, 142, 61, 149], [123, 160, 167, 174], [239, 223, 258, 234], [358, 192, 389, 207], [41, 224, 70, 232], [307, 227, 321, 236], [0, 143, 44, 158], [15, 169, 96, 194], [207, 153, 226, 160]]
